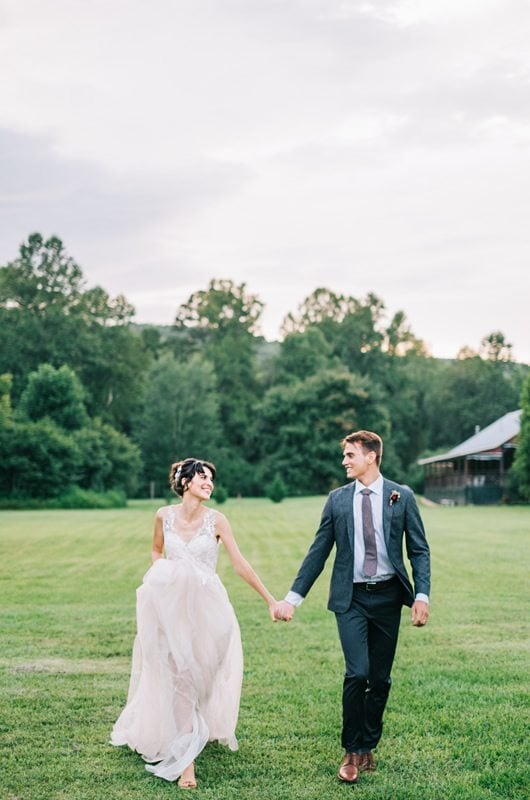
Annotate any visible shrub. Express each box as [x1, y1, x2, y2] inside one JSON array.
[[0, 418, 78, 498], [266, 473, 288, 503], [213, 484, 228, 504], [0, 488, 127, 509]]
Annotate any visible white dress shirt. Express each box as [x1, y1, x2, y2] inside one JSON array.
[[352, 475, 394, 582]]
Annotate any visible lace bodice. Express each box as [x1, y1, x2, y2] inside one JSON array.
[[162, 506, 219, 573]]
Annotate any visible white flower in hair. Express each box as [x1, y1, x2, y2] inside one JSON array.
[[174, 466, 182, 484]]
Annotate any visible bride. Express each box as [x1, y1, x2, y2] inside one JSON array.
[[111, 457, 277, 789]]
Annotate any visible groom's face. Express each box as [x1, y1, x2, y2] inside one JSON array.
[[342, 442, 377, 481]]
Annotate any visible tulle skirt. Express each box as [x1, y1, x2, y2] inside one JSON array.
[[110, 557, 243, 781]]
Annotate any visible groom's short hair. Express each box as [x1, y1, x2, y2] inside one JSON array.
[[341, 430, 383, 466]]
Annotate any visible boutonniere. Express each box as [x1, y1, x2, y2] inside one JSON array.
[[389, 491, 400, 506]]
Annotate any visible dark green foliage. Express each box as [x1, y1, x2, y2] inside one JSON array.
[[1, 234, 528, 502], [0, 418, 78, 498], [0, 372, 12, 425], [0, 366, 142, 501], [0, 232, 84, 311], [0, 487, 126, 509], [173, 281, 262, 452], [18, 363, 89, 430], [274, 328, 334, 383], [80, 323, 149, 431], [266, 473, 288, 502], [424, 352, 525, 449], [254, 369, 394, 495], [0, 233, 148, 429], [213, 484, 229, 504], [74, 420, 142, 497], [135, 353, 221, 496], [512, 373, 530, 499]]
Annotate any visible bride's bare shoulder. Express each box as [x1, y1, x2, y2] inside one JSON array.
[[155, 503, 179, 518]]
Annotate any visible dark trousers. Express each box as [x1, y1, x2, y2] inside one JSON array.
[[335, 578, 403, 753]]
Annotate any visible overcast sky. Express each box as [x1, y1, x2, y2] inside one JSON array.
[[1, 0, 529, 361]]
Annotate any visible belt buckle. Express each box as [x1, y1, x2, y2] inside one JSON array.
[[366, 581, 377, 592]]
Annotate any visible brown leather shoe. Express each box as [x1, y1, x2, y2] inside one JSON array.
[[360, 751, 376, 772], [337, 752, 360, 783]]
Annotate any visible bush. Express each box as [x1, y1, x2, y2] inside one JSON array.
[[74, 420, 142, 496], [18, 363, 89, 430], [213, 484, 228, 504], [0, 488, 127, 510], [0, 418, 78, 498], [266, 473, 288, 503], [55, 488, 127, 508]]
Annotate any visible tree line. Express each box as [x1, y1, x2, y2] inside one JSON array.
[[1, 233, 529, 504]]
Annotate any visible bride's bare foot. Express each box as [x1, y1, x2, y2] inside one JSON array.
[[178, 762, 197, 789]]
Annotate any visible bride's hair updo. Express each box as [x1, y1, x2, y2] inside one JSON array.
[[169, 458, 216, 497]]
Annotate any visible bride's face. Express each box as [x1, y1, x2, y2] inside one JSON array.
[[186, 467, 214, 500]]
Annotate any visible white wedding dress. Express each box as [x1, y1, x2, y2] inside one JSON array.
[[110, 506, 243, 781]]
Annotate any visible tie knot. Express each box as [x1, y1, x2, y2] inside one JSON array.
[[361, 488, 372, 496]]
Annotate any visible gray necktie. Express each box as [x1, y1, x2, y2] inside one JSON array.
[[361, 488, 377, 577]]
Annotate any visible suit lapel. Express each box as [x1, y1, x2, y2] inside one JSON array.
[[344, 482, 355, 553], [382, 478, 393, 547]]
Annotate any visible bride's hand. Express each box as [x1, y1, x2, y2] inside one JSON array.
[[271, 600, 294, 622]]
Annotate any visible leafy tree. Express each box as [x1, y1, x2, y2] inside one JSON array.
[[136, 354, 221, 495], [80, 324, 149, 431], [266, 473, 288, 503], [424, 336, 527, 450], [479, 331, 513, 363], [0, 232, 84, 314], [18, 364, 88, 430], [254, 369, 395, 495], [378, 353, 444, 485], [385, 310, 427, 357], [174, 278, 263, 352], [74, 419, 142, 496], [281, 287, 356, 337], [0, 374, 12, 427], [72, 425, 112, 492], [0, 419, 78, 498], [139, 326, 164, 360], [512, 374, 530, 500], [281, 288, 425, 379], [0, 365, 142, 500], [0, 234, 147, 428], [173, 279, 263, 450], [79, 286, 134, 325], [274, 328, 334, 383]]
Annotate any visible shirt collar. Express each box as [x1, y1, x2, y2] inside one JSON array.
[[354, 474, 384, 496]]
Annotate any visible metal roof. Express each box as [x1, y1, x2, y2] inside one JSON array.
[[418, 409, 522, 465]]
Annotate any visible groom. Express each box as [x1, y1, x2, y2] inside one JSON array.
[[274, 430, 430, 784]]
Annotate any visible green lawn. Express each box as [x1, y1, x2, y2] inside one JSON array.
[[1, 499, 529, 800]]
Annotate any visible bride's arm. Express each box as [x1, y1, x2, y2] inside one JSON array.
[[215, 512, 276, 614], [151, 510, 164, 563]]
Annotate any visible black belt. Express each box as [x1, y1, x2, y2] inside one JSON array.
[[354, 576, 399, 592]]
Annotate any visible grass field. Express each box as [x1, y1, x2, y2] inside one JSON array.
[[1, 498, 529, 800]]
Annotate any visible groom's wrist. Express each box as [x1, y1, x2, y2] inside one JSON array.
[[285, 590, 304, 607]]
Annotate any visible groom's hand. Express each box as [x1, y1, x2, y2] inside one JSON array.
[[273, 600, 295, 622], [411, 600, 429, 627]]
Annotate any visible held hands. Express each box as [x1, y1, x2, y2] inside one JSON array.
[[271, 600, 295, 622], [411, 599, 429, 627]]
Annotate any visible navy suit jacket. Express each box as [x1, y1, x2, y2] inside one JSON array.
[[290, 478, 431, 612]]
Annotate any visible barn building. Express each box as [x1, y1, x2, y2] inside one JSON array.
[[418, 409, 521, 505]]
